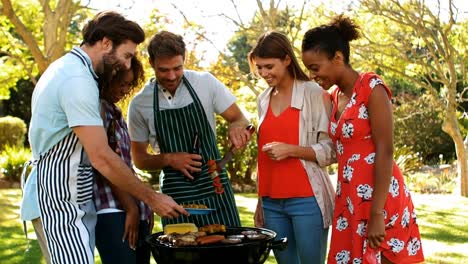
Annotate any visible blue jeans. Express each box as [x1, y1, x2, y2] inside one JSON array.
[[262, 196, 328, 264], [95, 212, 151, 264]]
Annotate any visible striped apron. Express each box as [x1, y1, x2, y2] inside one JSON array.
[[36, 49, 97, 264], [37, 133, 96, 264], [153, 76, 241, 227]]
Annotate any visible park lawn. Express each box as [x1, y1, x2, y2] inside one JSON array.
[[0, 189, 467, 264]]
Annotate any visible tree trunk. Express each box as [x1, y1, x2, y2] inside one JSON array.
[[463, 135, 468, 196], [442, 112, 468, 197]]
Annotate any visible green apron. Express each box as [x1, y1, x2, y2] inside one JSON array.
[[153, 76, 241, 227]]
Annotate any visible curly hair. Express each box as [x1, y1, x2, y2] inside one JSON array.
[[302, 14, 360, 65], [100, 56, 145, 103]]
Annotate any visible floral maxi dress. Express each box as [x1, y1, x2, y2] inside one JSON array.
[[327, 72, 424, 264]]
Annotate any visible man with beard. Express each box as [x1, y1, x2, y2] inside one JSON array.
[[128, 31, 252, 228], [21, 12, 187, 264]]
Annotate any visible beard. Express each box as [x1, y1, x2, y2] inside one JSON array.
[[96, 48, 125, 80], [98, 50, 122, 101], [100, 50, 120, 80], [100, 58, 114, 85]]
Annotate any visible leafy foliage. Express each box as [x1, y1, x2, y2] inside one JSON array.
[[394, 93, 456, 164], [0, 0, 42, 99], [394, 145, 422, 175], [405, 171, 457, 194], [0, 0, 87, 99], [0, 78, 33, 133], [353, 0, 468, 196], [211, 56, 258, 183], [0, 145, 31, 182], [0, 115, 26, 151]]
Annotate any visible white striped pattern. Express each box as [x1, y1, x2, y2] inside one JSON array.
[[37, 133, 96, 264], [154, 77, 241, 227]]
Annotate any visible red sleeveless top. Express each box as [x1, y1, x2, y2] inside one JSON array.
[[257, 105, 313, 198]]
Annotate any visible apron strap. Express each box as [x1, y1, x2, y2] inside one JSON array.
[[152, 75, 220, 159], [20, 159, 36, 191]]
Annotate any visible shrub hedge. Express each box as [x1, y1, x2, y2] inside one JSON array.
[[0, 116, 27, 151], [0, 145, 32, 182]]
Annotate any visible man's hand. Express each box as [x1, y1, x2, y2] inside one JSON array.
[[149, 193, 189, 219], [123, 207, 140, 250], [228, 125, 252, 149], [166, 152, 202, 180]]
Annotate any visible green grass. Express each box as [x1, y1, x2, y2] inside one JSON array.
[[411, 194, 468, 264], [1, 189, 467, 264]]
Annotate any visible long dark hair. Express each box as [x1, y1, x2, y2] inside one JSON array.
[[302, 15, 360, 65], [248, 31, 309, 81]]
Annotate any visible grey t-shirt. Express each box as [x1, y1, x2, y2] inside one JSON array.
[[128, 70, 236, 151]]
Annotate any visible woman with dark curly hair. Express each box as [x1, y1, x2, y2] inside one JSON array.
[[94, 56, 153, 264], [301, 15, 424, 264]]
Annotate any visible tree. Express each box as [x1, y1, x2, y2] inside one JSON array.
[[163, 0, 320, 183], [1, 78, 33, 135], [393, 93, 456, 163], [171, 0, 320, 97], [355, 0, 468, 196], [0, 0, 86, 99], [214, 0, 319, 182], [210, 56, 258, 184]]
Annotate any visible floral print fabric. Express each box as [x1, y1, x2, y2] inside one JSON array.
[[327, 73, 424, 264]]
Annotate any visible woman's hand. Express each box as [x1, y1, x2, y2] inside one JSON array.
[[254, 199, 264, 227], [367, 212, 386, 249], [123, 207, 140, 250], [262, 142, 293, 161]]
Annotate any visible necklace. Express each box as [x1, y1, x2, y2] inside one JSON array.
[[272, 87, 279, 96]]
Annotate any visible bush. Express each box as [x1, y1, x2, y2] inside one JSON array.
[[1, 79, 33, 130], [0, 116, 27, 151], [215, 86, 258, 184], [395, 145, 423, 174], [393, 93, 455, 164], [405, 169, 457, 194], [215, 115, 258, 184], [0, 145, 32, 182]]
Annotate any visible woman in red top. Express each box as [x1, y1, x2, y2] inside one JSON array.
[[249, 31, 336, 264], [301, 15, 424, 264]]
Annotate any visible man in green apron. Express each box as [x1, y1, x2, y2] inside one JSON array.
[[128, 31, 252, 227]]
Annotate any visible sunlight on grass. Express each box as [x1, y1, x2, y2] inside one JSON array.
[[0, 189, 44, 264], [412, 194, 468, 263], [1, 189, 467, 264]]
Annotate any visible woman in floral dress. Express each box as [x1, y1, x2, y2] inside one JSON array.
[[301, 15, 424, 264]]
